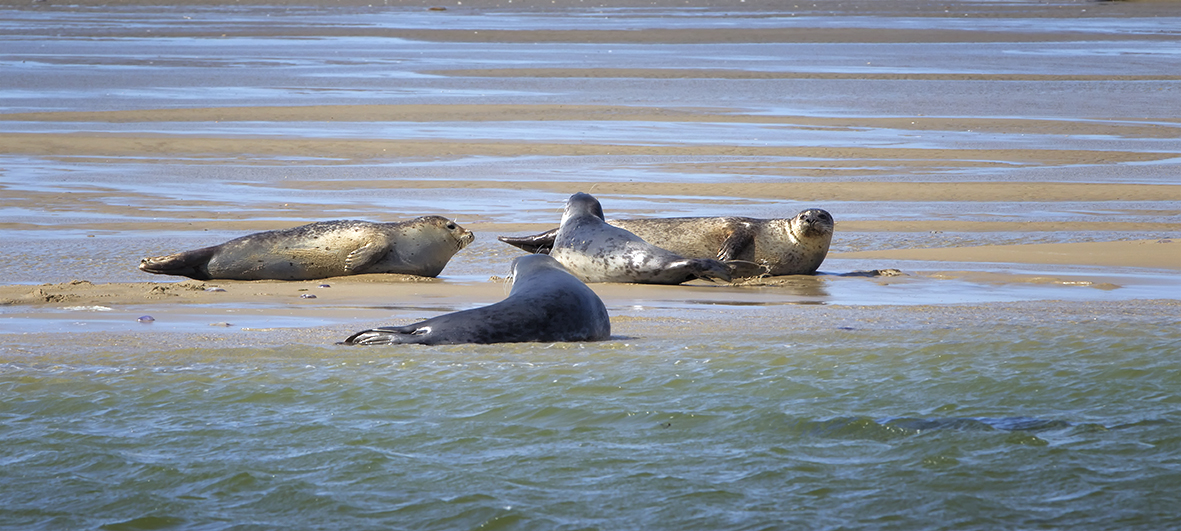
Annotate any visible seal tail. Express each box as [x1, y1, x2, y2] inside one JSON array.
[[688, 258, 733, 283], [497, 228, 559, 254], [138, 246, 218, 280]]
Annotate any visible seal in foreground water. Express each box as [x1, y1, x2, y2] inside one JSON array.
[[139, 217, 474, 281], [344, 254, 610, 345], [547, 192, 732, 284], [499, 208, 833, 277]]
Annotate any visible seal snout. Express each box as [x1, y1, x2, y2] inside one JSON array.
[[442, 218, 475, 251], [796, 209, 835, 237], [455, 229, 475, 250]]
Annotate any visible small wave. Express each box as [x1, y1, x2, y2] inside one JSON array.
[[783, 415, 1076, 441]]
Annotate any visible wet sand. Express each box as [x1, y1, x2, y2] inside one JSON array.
[[1, 0, 1179, 340]]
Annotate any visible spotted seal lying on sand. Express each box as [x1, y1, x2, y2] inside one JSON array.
[[499, 208, 833, 277], [546, 192, 732, 284], [344, 254, 610, 345], [139, 217, 473, 281]]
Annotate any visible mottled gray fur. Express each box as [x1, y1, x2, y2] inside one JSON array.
[[548, 192, 732, 284]]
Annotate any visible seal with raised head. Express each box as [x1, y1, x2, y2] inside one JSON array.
[[547, 192, 732, 284], [139, 217, 474, 281], [344, 254, 610, 345], [499, 208, 833, 277]]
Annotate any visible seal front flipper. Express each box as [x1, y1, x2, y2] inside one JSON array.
[[138, 245, 219, 280], [716, 225, 757, 262], [343, 240, 392, 273], [498, 228, 559, 254]]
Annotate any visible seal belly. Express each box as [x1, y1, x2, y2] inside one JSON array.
[[614, 218, 735, 260], [204, 244, 347, 280]]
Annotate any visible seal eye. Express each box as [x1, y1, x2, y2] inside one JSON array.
[[446, 223, 456, 230]]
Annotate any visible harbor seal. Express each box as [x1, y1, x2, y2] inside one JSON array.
[[344, 254, 610, 345], [499, 208, 833, 277], [139, 217, 474, 281], [548, 192, 732, 284]]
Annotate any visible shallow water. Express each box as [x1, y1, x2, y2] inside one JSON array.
[[2, 1, 1181, 529], [3, 302, 1181, 529]]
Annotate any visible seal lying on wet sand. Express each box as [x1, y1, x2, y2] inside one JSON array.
[[139, 217, 474, 281], [500, 208, 833, 277], [548, 192, 732, 284], [344, 254, 610, 345]]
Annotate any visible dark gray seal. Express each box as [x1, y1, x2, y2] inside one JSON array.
[[344, 254, 610, 345], [547, 192, 732, 284], [499, 208, 833, 277], [139, 217, 474, 281]]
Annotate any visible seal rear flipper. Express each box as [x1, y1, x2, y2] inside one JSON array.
[[497, 228, 559, 254], [343, 324, 425, 345], [138, 246, 218, 280], [725, 260, 768, 279], [688, 258, 733, 283]]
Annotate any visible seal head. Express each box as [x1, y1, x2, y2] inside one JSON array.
[[773, 208, 833, 275]]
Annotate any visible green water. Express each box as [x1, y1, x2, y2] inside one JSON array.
[[4, 302, 1179, 529]]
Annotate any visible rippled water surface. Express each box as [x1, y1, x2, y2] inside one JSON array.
[[4, 306, 1181, 529]]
